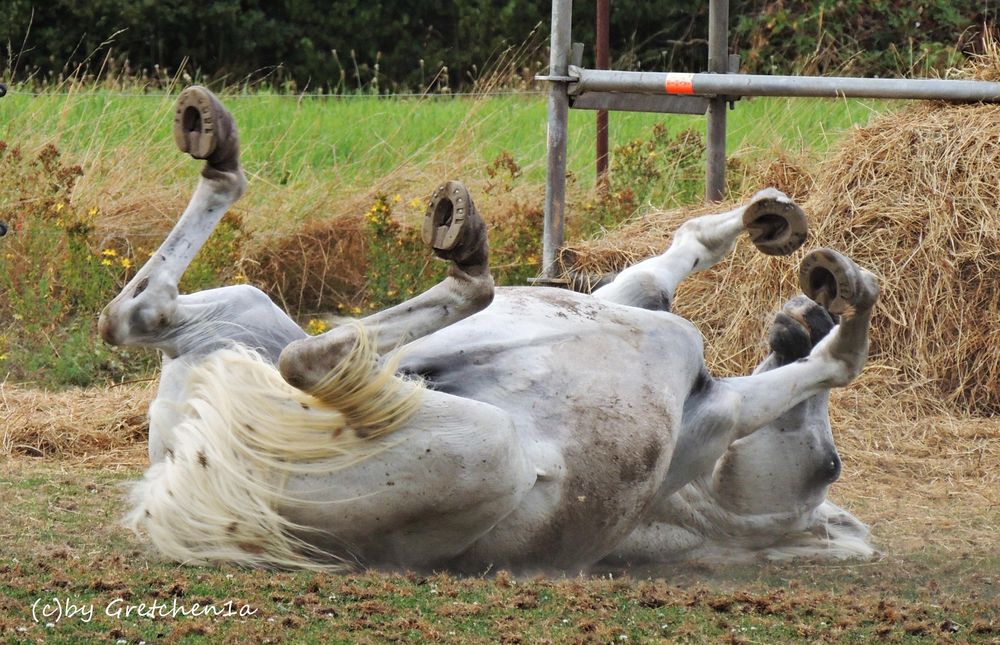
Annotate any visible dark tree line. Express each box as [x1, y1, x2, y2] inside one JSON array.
[[0, 1, 992, 91]]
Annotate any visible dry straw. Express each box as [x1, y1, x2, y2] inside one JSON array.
[[563, 100, 1000, 416], [1, 381, 153, 463]]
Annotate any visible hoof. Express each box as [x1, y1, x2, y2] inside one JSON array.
[[742, 189, 808, 256], [173, 86, 240, 173], [422, 181, 488, 267], [768, 295, 835, 363], [799, 248, 878, 317]]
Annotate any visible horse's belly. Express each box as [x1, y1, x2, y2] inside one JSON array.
[[398, 287, 702, 429], [399, 287, 704, 570]]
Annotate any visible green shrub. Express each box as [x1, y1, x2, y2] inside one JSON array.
[[0, 142, 242, 387], [579, 124, 710, 236], [733, 0, 974, 76]]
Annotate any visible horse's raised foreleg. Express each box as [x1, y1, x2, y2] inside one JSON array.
[[278, 181, 493, 392], [593, 188, 807, 310], [729, 248, 878, 430], [659, 248, 878, 496]]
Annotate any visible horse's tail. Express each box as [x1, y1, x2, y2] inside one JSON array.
[[126, 325, 423, 570]]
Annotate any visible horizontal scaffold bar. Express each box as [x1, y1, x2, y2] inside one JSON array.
[[571, 92, 709, 115], [568, 66, 1000, 102]]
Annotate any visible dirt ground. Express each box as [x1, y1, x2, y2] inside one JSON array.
[[1, 382, 998, 642]]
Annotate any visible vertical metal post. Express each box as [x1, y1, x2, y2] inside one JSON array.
[[595, 0, 610, 188], [705, 0, 729, 202], [542, 0, 572, 280]]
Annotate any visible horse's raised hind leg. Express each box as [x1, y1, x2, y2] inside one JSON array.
[[278, 180, 494, 392], [100, 87, 246, 354], [593, 188, 807, 310], [99, 87, 304, 362]]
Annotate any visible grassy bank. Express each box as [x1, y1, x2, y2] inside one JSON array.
[[1, 87, 891, 226]]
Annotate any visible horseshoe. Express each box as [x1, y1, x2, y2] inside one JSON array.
[[173, 86, 221, 160], [422, 180, 471, 252], [743, 194, 808, 256], [799, 248, 860, 316]]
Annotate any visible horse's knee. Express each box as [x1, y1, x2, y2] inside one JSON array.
[[278, 331, 357, 392]]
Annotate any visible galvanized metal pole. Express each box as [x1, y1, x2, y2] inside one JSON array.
[[570, 68, 1000, 101], [705, 0, 729, 202], [541, 0, 572, 280], [595, 0, 610, 187]]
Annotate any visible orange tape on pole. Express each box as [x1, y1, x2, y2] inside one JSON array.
[[664, 73, 695, 95]]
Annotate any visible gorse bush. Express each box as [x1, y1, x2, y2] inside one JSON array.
[[363, 193, 445, 312], [734, 0, 981, 76], [0, 142, 143, 385]]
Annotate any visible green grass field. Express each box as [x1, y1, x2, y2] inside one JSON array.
[[1, 87, 893, 229]]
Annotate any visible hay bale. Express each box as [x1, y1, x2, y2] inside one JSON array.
[[563, 101, 1000, 415]]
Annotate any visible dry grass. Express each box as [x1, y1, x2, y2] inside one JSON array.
[[245, 214, 369, 314], [828, 389, 998, 555], [564, 100, 1000, 415], [0, 380, 152, 465], [953, 30, 1000, 82]]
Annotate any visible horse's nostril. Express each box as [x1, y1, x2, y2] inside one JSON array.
[[133, 277, 151, 298], [819, 451, 842, 484]]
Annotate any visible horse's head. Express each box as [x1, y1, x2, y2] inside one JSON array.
[[710, 296, 842, 516]]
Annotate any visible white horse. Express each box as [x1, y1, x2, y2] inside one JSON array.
[[101, 87, 877, 573]]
